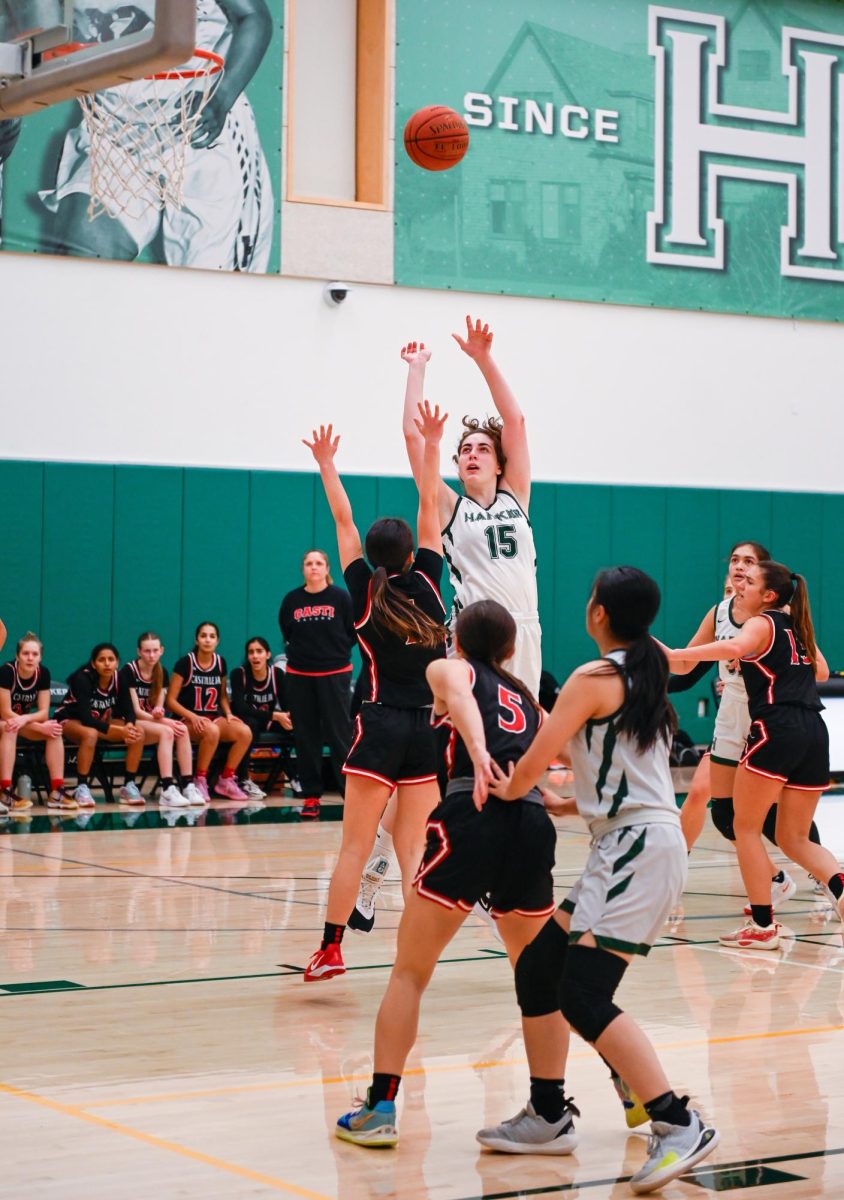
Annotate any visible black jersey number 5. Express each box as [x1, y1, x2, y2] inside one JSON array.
[[484, 523, 518, 560], [498, 685, 527, 734]]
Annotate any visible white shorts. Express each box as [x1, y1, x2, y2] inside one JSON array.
[[561, 822, 687, 956], [41, 93, 273, 272], [711, 688, 750, 766], [507, 617, 542, 701]]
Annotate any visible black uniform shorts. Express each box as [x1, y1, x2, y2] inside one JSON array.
[[342, 702, 441, 788], [741, 707, 830, 791], [414, 791, 557, 918]]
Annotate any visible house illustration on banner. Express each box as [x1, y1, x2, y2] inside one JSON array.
[[399, 2, 830, 301]]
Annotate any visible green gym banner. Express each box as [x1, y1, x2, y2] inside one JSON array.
[[0, 2, 282, 273], [395, 0, 844, 322]]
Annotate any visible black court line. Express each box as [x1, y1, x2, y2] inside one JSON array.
[[457, 1147, 844, 1199], [0, 951, 520, 996]]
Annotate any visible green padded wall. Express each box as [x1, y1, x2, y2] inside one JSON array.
[[2, 459, 842, 746]]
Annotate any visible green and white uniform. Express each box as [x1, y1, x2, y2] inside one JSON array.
[[562, 649, 686, 956], [711, 596, 750, 765], [441, 489, 541, 695]]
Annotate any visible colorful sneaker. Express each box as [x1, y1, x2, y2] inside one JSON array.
[[743, 872, 796, 916], [304, 942, 345, 981], [476, 1098, 579, 1155], [348, 853, 391, 934], [629, 1110, 719, 1194], [214, 775, 248, 801], [183, 782, 207, 807], [160, 785, 190, 808], [610, 1072, 649, 1129], [719, 919, 780, 950], [241, 778, 267, 800], [300, 798, 321, 820], [5, 790, 33, 812], [336, 1096, 398, 1147], [73, 783, 96, 808], [48, 788, 79, 812], [194, 776, 211, 803], [118, 782, 145, 807]]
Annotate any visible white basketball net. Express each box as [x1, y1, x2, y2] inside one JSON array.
[[78, 51, 224, 222]]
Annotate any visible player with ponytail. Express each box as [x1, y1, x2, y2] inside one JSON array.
[[668, 560, 842, 951], [477, 566, 718, 1192], [301, 405, 448, 983]]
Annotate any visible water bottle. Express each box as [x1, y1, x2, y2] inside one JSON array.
[[17, 775, 32, 802]]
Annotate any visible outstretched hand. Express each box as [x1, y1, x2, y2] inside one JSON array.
[[452, 315, 493, 362], [413, 400, 448, 445], [401, 340, 432, 368], [303, 424, 340, 466]]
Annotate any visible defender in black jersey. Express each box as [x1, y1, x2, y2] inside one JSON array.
[[230, 637, 295, 799], [335, 598, 557, 1148], [302, 408, 448, 985], [56, 642, 146, 806], [669, 560, 844, 951], [166, 622, 252, 803], [0, 632, 71, 810]]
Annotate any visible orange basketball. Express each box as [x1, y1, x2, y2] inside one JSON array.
[[403, 105, 469, 171]]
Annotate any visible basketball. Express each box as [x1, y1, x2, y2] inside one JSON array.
[[403, 105, 469, 171]]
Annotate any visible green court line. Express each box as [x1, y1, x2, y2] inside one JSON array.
[[0, 980, 83, 993]]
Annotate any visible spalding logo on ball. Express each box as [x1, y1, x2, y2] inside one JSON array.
[[404, 105, 469, 171]]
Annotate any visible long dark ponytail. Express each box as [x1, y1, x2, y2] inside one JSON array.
[[454, 600, 540, 713], [591, 566, 674, 752], [365, 518, 445, 650], [757, 560, 818, 664]]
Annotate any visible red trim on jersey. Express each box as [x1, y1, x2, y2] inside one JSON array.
[[743, 762, 788, 783], [190, 652, 221, 679], [413, 818, 454, 908], [749, 660, 776, 707], [742, 613, 776, 662], [342, 765, 395, 788], [414, 570, 447, 617], [739, 719, 787, 780], [354, 580, 373, 630], [344, 714, 364, 759], [395, 773, 438, 786], [490, 902, 557, 919], [356, 632, 378, 701], [285, 665, 352, 677], [787, 780, 832, 792]]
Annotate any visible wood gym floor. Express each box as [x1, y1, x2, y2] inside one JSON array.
[[3, 784, 844, 1199]]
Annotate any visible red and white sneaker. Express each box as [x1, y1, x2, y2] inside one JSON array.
[[720, 919, 780, 950], [743, 872, 796, 916], [300, 798, 321, 820], [304, 943, 346, 982]]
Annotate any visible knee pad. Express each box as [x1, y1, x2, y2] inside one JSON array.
[[559, 945, 627, 1044], [710, 797, 736, 842], [514, 918, 569, 1018], [761, 803, 779, 847]]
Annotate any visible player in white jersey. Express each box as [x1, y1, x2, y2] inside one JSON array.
[[41, 0, 273, 271], [482, 567, 719, 1194], [401, 317, 540, 695], [348, 317, 542, 934]]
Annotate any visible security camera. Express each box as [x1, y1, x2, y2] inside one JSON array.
[[324, 281, 352, 306]]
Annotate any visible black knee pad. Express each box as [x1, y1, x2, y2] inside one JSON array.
[[514, 918, 569, 1018], [710, 797, 736, 842], [559, 945, 627, 1044], [761, 803, 780, 847]]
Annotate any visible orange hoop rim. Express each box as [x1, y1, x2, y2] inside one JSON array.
[[41, 43, 224, 80]]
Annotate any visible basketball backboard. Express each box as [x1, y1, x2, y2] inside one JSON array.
[[0, 1, 196, 116]]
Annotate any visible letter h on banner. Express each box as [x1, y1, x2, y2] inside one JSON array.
[[647, 6, 844, 282]]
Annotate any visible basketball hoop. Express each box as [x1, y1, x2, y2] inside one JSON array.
[[43, 44, 225, 221]]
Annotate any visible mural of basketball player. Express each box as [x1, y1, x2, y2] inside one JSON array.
[[41, 0, 274, 272], [0, 118, 21, 243]]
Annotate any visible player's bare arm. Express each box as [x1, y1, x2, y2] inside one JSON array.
[[0, 616, 5, 655], [413, 400, 449, 552], [452, 315, 531, 510], [303, 424, 364, 572], [401, 340, 457, 525], [0, 118, 21, 166], [426, 658, 494, 810], [191, 0, 273, 148]]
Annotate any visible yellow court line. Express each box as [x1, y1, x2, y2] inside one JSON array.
[[76, 1020, 844, 1111], [0, 1080, 333, 1200]]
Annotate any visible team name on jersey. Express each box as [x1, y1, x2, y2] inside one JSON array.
[[463, 507, 523, 523], [7, 668, 41, 714], [293, 605, 336, 620]]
